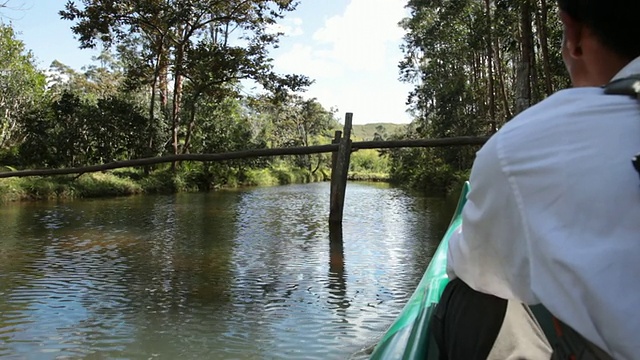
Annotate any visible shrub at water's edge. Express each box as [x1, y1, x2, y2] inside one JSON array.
[[0, 172, 143, 202], [1, 165, 341, 202], [348, 172, 389, 182], [1, 145, 394, 202], [243, 167, 330, 186]]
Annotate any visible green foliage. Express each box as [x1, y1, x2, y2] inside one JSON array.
[[251, 94, 338, 148], [244, 168, 279, 187], [350, 149, 389, 174], [93, 96, 161, 160], [269, 166, 325, 185], [193, 97, 261, 154], [248, 94, 338, 171], [47, 55, 124, 99], [0, 145, 20, 166], [389, 148, 447, 195], [19, 91, 156, 168], [243, 163, 326, 186], [0, 177, 25, 202], [0, 161, 333, 202], [61, 0, 311, 159], [74, 173, 144, 198], [0, 173, 143, 202], [0, 11, 388, 201], [350, 123, 407, 141], [0, 24, 46, 150], [386, 123, 479, 195], [392, 0, 570, 195], [138, 168, 192, 194], [348, 172, 389, 182]]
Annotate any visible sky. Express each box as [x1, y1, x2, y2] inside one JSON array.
[[5, 0, 414, 125]]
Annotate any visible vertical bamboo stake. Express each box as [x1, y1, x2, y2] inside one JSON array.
[[329, 113, 353, 224]]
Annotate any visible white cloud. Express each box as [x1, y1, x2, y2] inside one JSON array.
[[271, 0, 412, 124], [266, 17, 304, 37], [306, 78, 412, 124], [312, 0, 406, 72], [275, 44, 344, 79], [275, 0, 407, 74]]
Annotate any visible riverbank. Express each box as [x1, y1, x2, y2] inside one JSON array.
[[0, 166, 391, 203]]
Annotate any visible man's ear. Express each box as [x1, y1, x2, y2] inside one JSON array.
[[560, 10, 584, 58]]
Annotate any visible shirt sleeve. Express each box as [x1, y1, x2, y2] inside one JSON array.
[[446, 134, 538, 304]]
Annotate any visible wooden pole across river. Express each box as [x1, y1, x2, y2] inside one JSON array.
[[0, 113, 490, 224]]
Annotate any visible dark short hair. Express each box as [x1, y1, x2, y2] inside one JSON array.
[[558, 0, 640, 60]]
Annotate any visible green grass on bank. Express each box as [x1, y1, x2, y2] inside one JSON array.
[[0, 165, 352, 203], [348, 172, 389, 182], [244, 167, 331, 187], [3, 165, 470, 203], [0, 172, 144, 202]]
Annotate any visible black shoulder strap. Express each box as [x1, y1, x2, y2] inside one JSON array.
[[604, 74, 640, 98], [603, 75, 640, 179]]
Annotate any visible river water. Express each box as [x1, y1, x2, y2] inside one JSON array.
[[0, 182, 456, 360]]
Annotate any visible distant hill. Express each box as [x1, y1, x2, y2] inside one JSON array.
[[348, 123, 408, 141]]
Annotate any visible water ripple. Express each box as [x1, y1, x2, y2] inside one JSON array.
[[0, 183, 453, 359]]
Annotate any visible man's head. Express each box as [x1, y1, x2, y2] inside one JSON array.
[[558, 0, 640, 87]]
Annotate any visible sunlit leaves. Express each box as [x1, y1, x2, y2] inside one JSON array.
[[61, 0, 309, 158], [0, 24, 45, 150]]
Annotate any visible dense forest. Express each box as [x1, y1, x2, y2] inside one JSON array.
[[0, 0, 572, 200], [0, 1, 365, 200], [389, 0, 571, 193]]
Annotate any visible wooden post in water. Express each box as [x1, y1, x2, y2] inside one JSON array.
[[331, 130, 342, 176], [329, 113, 353, 224]]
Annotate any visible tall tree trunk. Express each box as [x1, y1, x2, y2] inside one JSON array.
[[471, 51, 482, 115], [158, 47, 169, 120], [182, 92, 201, 155], [0, 106, 10, 148], [536, 0, 553, 95], [148, 36, 165, 154], [515, 0, 533, 114], [529, 0, 540, 102], [143, 45, 161, 175], [485, 0, 496, 133], [148, 74, 157, 146], [494, 38, 513, 121], [171, 30, 186, 169]]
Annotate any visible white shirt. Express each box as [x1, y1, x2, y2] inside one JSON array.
[[447, 57, 640, 360]]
